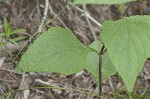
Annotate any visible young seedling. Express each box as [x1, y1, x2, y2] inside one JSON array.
[[15, 0, 150, 98], [0, 17, 26, 56]]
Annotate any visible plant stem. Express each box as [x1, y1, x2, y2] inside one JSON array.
[[125, 90, 133, 99], [98, 45, 105, 99], [99, 55, 102, 99], [122, 2, 134, 17]]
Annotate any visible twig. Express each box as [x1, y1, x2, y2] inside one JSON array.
[[48, 2, 67, 27], [82, 4, 97, 40], [37, 0, 49, 36], [0, 57, 5, 68], [140, 85, 150, 98], [108, 77, 115, 92], [18, 73, 26, 89], [75, 30, 90, 43], [69, 2, 102, 27], [36, 0, 41, 17], [3, 84, 104, 98], [122, 2, 134, 17]]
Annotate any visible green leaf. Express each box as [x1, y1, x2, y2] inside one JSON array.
[[0, 36, 25, 48], [0, 33, 5, 37], [86, 40, 116, 81], [88, 40, 102, 52], [4, 24, 11, 37], [9, 36, 25, 47], [9, 36, 25, 43], [102, 52, 117, 80], [0, 42, 7, 47], [10, 29, 26, 35], [101, 15, 150, 92], [9, 39, 19, 47], [86, 40, 101, 81], [118, 4, 126, 14], [4, 17, 8, 32], [3, 17, 12, 37], [16, 27, 93, 74], [74, 0, 136, 5]]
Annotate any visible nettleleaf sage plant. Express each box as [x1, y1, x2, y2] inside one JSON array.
[[16, 0, 150, 98]]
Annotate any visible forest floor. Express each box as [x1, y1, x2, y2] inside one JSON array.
[[0, 0, 150, 99]]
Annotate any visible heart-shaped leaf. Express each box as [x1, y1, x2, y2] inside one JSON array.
[[16, 27, 93, 74], [101, 15, 150, 92]]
